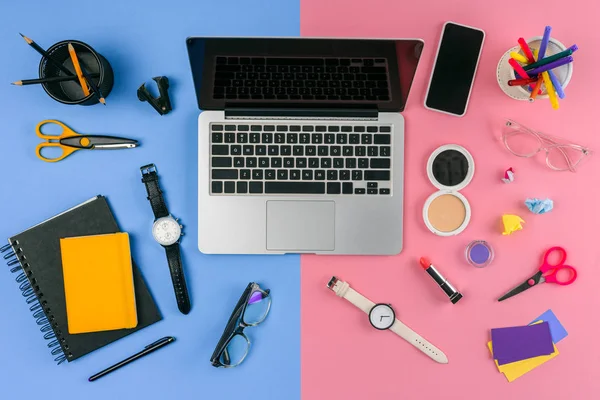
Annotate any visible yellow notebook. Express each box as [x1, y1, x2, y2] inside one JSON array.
[[60, 233, 138, 334]]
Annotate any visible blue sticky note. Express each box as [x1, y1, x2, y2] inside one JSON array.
[[530, 309, 568, 343]]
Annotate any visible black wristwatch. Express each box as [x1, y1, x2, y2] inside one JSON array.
[[140, 164, 191, 315]]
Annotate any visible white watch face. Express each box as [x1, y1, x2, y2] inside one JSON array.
[[369, 304, 395, 330], [152, 217, 181, 246]]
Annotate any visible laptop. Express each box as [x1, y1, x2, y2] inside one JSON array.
[[186, 37, 424, 255]]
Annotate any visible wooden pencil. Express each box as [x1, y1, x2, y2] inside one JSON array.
[[67, 43, 90, 96], [12, 73, 99, 86], [79, 63, 106, 105], [19, 33, 74, 77]]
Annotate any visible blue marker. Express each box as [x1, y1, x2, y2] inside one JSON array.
[[548, 70, 566, 99], [538, 26, 552, 60]]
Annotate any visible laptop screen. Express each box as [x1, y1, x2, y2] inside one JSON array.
[[186, 37, 424, 113]]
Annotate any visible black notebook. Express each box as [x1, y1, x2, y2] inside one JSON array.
[[1, 195, 162, 364]]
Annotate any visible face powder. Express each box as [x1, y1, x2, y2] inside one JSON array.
[[423, 144, 474, 236], [466, 240, 494, 267], [427, 194, 466, 232]]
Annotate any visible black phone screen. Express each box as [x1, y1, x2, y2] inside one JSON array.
[[425, 23, 484, 116]]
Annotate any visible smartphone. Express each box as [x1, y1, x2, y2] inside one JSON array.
[[424, 22, 485, 117]]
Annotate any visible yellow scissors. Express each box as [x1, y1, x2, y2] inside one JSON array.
[[36, 120, 138, 162]]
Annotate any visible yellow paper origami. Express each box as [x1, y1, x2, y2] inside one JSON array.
[[488, 320, 559, 382], [502, 214, 525, 235]]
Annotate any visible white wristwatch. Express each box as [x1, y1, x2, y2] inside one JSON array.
[[327, 276, 448, 364]]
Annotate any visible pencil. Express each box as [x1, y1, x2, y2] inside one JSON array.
[[79, 63, 105, 105], [67, 43, 90, 97], [12, 73, 99, 86], [19, 33, 74, 77]]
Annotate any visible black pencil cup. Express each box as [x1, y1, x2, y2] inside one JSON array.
[[38, 40, 114, 106]]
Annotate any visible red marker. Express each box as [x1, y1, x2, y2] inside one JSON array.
[[518, 38, 535, 63], [419, 257, 463, 304], [508, 58, 540, 93]]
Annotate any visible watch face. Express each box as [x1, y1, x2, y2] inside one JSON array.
[[152, 217, 181, 246], [369, 303, 395, 330]]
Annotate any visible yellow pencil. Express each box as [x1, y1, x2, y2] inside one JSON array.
[[510, 51, 529, 64], [67, 43, 90, 97], [542, 71, 559, 110]]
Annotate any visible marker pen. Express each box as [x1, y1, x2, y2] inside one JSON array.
[[419, 257, 463, 304]]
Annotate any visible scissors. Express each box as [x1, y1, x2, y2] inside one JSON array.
[[498, 246, 577, 302], [36, 120, 138, 162]]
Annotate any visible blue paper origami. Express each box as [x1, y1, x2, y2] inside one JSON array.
[[525, 198, 554, 214]]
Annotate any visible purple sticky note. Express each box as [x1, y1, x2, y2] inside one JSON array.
[[491, 322, 554, 365]]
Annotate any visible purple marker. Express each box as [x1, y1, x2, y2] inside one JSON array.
[[538, 26, 552, 60], [548, 70, 566, 99], [527, 56, 573, 75]]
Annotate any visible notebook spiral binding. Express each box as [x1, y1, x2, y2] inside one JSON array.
[[1, 242, 67, 364]]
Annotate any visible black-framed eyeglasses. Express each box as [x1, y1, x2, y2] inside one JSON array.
[[210, 282, 271, 368]]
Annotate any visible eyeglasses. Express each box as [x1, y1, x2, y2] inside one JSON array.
[[210, 282, 271, 368], [502, 119, 592, 172]]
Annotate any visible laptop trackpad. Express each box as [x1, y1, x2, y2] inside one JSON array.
[[266, 201, 335, 251]]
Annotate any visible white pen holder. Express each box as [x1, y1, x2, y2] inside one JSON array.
[[496, 36, 573, 101]]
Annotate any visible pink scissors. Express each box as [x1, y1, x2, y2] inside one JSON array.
[[498, 246, 577, 302]]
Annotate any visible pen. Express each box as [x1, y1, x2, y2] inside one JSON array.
[[510, 51, 529, 64], [548, 70, 566, 99], [541, 71, 559, 110], [88, 336, 175, 382], [538, 26, 552, 60], [529, 75, 543, 102], [526, 56, 573, 76], [508, 76, 538, 86], [508, 58, 539, 92], [517, 38, 535, 63], [523, 45, 578, 71]]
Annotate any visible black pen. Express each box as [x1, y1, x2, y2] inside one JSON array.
[[88, 336, 175, 382]]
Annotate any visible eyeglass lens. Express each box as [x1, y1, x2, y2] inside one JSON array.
[[243, 288, 271, 325], [218, 287, 271, 367], [220, 333, 249, 367], [504, 127, 542, 157]]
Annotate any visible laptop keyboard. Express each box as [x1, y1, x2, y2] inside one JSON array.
[[210, 123, 392, 196], [213, 57, 390, 102]]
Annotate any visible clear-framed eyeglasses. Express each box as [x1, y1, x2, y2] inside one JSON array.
[[502, 119, 592, 172]]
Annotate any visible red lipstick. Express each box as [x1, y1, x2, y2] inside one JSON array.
[[419, 257, 463, 304]]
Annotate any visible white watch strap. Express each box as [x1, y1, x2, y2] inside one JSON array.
[[389, 320, 448, 364], [328, 277, 449, 364]]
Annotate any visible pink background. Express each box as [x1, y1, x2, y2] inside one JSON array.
[[300, 1, 600, 399]]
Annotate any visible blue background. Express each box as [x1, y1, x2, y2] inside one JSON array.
[[0, 1, 301, 399]]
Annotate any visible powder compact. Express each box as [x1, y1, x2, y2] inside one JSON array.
[[423, 144, 475, 236]]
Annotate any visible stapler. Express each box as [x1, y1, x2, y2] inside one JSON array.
[[137, 76, 172, 115]]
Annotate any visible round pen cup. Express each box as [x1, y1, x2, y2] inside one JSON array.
[[496, 36, 573, 101], [39, 40, 114, 106]]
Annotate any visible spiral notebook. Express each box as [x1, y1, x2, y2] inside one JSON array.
[[1, 196, 162, 364]]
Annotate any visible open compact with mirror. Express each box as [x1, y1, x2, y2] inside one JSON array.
[[423, 144, 475, 236]]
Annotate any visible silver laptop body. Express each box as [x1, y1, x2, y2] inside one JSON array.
[[186, 37, 424, 255]]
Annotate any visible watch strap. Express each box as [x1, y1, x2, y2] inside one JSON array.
[[165, 243, 191, 315], [389, 320, 448, 364], [141, 164, 169, 219], [329, 278, 374, 314], [328, 277, 448, 364]]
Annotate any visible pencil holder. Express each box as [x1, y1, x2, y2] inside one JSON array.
[[496, 36, 573, 101], [39, 40, 114, 106]]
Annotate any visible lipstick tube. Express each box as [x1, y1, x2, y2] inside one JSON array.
[[419, 257, 463, 304]]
